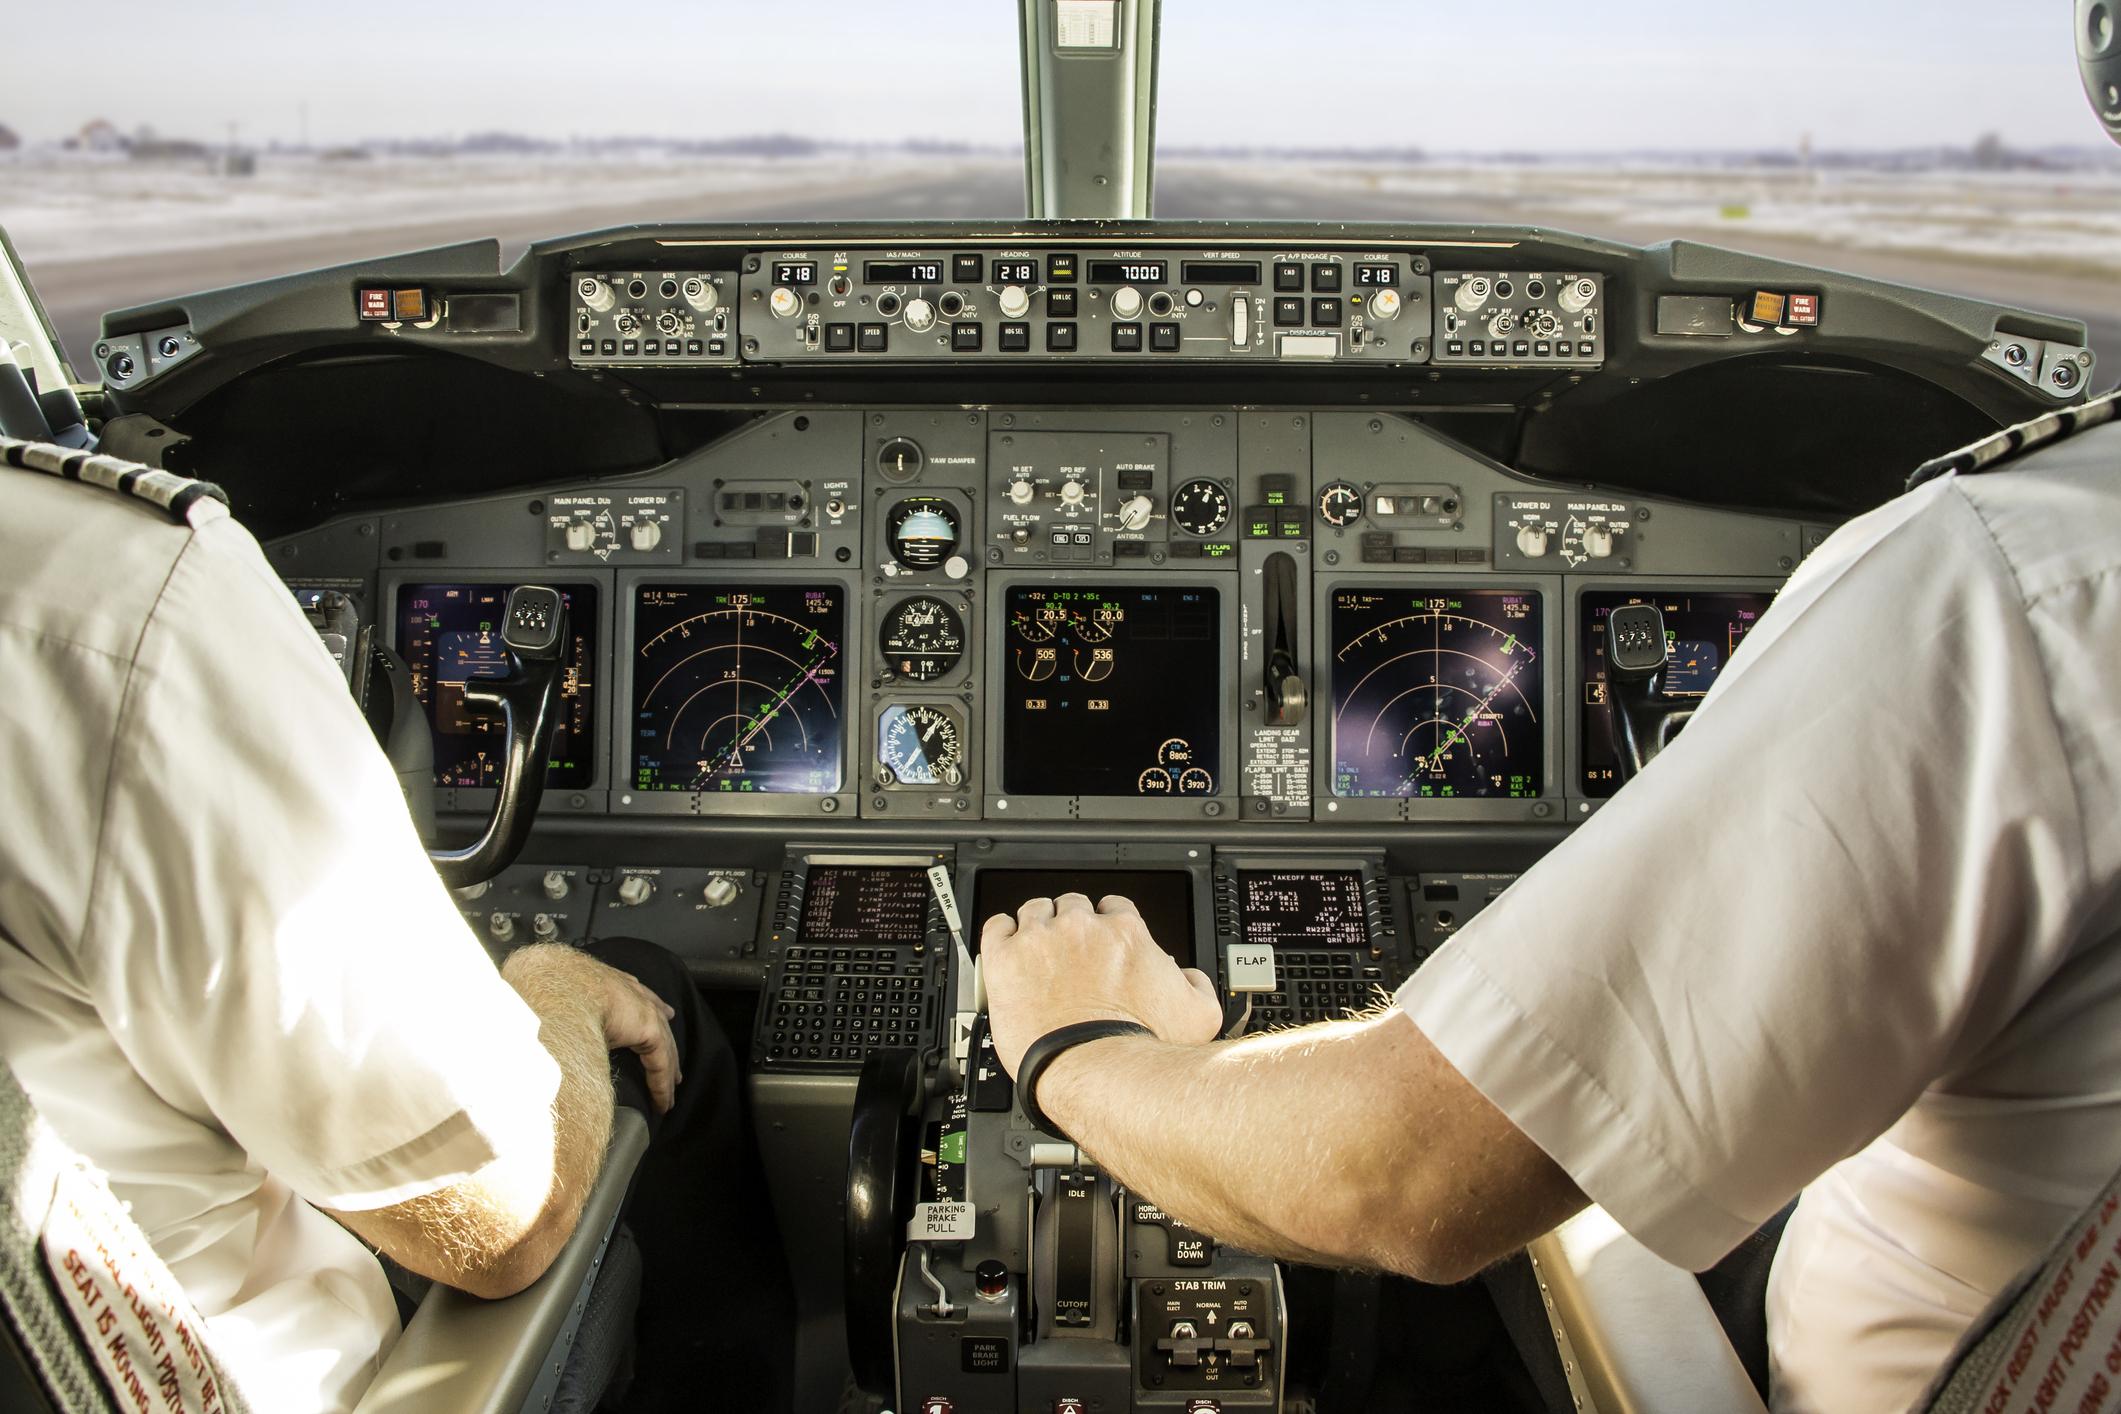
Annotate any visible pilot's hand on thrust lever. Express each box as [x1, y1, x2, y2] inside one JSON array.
[[981, 893, 1222, 1077]]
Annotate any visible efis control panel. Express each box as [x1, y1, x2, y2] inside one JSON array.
[[1434, 271, 1605, 367], [571, 270, 738, 365]]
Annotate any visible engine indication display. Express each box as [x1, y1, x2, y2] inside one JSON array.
[[630, 584, 844, 794], [1002, 585, 1220, 798], [395, 582, 598, 789], [879, 595, 965, 681], [1331, 589, 1544, 799], [1581, 590, 1771, 797], [1239, 870, 1369, 948], [877, 703, 967, 788]]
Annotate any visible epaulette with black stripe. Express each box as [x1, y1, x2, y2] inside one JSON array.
[[1907, 386, 2120, 490], [0, 436, 230, 527]]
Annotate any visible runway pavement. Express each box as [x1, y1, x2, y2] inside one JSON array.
[[23, 162, 2116, 387]]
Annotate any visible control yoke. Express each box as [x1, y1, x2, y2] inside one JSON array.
[[845, 1047, 924, 1399], [1602, 603, 1695, 781], [429, 586, 570, 889]]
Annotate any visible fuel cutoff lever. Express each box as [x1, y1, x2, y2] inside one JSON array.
[[429, 586, 569, 889]]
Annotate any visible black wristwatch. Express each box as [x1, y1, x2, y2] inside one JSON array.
[[1016, 1020, 1154, 1142]]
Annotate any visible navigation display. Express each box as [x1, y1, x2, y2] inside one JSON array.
[[1001, 585, 1220, 798], [630, 584, 844, 794], [1581, 590, 1771, 797], [799, 866, 932, 946], [1239, 870, 1369, 948], [1331, 588, 1544, 799], [395, 582, 598, 789], [971, 870, 1195, 967]]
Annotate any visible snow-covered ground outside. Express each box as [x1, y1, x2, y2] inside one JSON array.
[[1253, 160, 2121, 278], [0, 150, 943, 263]]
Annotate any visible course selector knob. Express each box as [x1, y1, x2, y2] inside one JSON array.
[[1368, 288, 1402, 321], [769, 286, 802, 319], [998, 285, 1031, 319], [615, 875, 655, 906], [903, 298, 936, 332], [1516, 525, 1551, 558], [1111, 286, 1144, 320]]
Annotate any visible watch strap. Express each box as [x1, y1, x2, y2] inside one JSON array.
[[1015, 1019, 1154, 1141]]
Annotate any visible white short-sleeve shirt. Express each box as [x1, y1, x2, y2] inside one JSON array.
[[1399, 425, 2121, 1412], [0, 474, 561, 1413]]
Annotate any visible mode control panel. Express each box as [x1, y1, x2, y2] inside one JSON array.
[[736, 247, 1432, 363], [571, 270, 737, 365], [1435, 271, 1605, 367]]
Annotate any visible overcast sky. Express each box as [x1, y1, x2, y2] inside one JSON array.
[[4, 1, 2100, 151]]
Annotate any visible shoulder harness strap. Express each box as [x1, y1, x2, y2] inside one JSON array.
[[0, 436, 229, 529], [1908, 386, 2120, 491]]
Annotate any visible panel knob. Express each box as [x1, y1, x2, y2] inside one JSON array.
[[456, 879, 492, 901], [1007, 476, 1036, 505], [702, 876, 740, 908], [1117, 494, 1153, 532], [531, 913, 559, 942], [903, 298, 936, 333], [681, 275, 716, 313], [576, 277, 615, 314], [487, 911, 515, 943], [769, 286, 802, 319], [542, 870, 571, 900], [616, 875, 655, 906], [1368, 288, 1402, 321], [1516, 525, 1550, 558], [1058, 479, 1086, 507], [564, 519, 596, 552], [630, 518, 663, 552], [1558, 277, 1598, 314], [1454, 276, 1492, 312], [1111, 286, 1143, 320], [998, 285, 1031, 319], [1581, 523, 1615, 559]]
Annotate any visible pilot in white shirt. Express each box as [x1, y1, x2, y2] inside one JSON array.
[[0, 452, 686, 1413], [982, 407, 2121, 1413]]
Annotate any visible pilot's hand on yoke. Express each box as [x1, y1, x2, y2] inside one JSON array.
[[980, 892, 1221, 1077]]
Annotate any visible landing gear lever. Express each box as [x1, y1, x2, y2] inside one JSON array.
[[429, 585, 570, 889], [1262, 551, 1306, 726], [1603, 603, 1695, 782]]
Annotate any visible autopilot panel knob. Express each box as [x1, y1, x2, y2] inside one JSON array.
[[769, 286, 802, 319], [1111, 286, 1144, 320], [487, 911, 515, 943], [1116, 494, 1154, 532], [1454, 275, 1492, 312], [1515, 525, 1550, 558], [903, 298, 936, 333], [615, 875, 655, 906], [576, 277, 615, 313], [1368, 288, 1402, 321], [998, 285, 1031, 319], [1007, 476, 1036, 505]]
